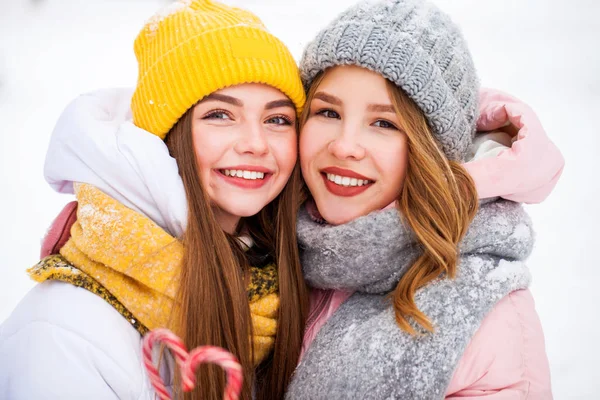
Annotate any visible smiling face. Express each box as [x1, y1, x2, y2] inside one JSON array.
[[191, 83, 298, 233], [300, 66, 409, 225]]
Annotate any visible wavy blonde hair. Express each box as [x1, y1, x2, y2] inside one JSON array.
[[301, 71, 478, 335]]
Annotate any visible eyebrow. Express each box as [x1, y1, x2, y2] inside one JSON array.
[[314, 91, 395, 113], [201, 93, 243, 107], [313, 92, 342, 106], [367, 104, 395, 113], [200, 94, 294, 111], [265, 99, 295, 111]]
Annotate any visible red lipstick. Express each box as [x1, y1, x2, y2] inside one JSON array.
[[321, 167, 372, 181], [320, 167, 374, 197]]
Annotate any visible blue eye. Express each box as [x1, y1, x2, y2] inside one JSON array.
[[203, 110, 232, 120], [317, 109, 340, 119], [266, 116, 292, 125], [373, 120, 397, 130]]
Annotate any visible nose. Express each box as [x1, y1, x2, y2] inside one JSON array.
[[234, 121, 269, 156], [328, 123, 366, 161]]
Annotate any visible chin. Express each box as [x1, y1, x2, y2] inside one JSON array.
[[315, 202, 366, 226], [222, 203, 266, 218], [322, 214, 354, 226]]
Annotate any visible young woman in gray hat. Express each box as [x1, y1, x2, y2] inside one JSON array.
[[287, 0, 563, 398]]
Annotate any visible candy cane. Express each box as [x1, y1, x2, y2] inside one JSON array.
[[185, 346, 243, 400], [142, 329, 189, 400], [142, 328, 243, 400]]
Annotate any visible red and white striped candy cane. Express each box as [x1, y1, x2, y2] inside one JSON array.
[[142, 328, 243, 400], [185, 346, 243, 400], [142, 329, 189, 400]]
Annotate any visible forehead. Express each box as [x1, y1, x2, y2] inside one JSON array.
[[317, 66, 391, 103], [213, 83, 288, 102]]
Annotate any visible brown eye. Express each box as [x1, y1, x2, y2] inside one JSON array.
[[373, 120, 397, 130], [317, 109, 340, 119]]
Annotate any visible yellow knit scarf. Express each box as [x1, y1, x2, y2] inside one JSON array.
[[28, 183, 279, 365]]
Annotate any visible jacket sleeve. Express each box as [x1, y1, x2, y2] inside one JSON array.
[[445, 290, 553, 400], [464, 88, 565, 204]]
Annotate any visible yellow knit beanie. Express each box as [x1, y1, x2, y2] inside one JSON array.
[[131, 0, 305, 139]]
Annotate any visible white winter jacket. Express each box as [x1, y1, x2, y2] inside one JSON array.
[[1, 88, 182, 399], [0, 281, 155, 399]]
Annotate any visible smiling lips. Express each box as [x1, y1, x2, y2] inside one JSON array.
[[320, 167, 374, 197], [218, 164, 374, 194], [217, 166, 272, 189]]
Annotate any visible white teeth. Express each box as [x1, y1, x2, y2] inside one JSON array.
[[326, 173, 371, 187], [222, 169, 267, 180]]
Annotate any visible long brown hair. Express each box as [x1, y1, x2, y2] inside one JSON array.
[[165, 106, 308, 400], [301, 71, 478, 335]]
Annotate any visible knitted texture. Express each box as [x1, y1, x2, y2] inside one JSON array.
[[29, 254, 150, 335], [300, 0, 479, 161], [132, 0, 305, 139], [30, 183, 279, 365], [287, 200, 534, 398]]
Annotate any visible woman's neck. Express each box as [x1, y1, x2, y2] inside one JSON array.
[[212, 207, 241, 234]]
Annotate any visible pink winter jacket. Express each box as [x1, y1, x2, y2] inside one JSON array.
[[302, 88, 563, 399]]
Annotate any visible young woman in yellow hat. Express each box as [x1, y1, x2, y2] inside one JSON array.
[[0, 1, 307, 399]]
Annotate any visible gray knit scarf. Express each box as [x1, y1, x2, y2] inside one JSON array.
[[287, 199, 533, 399]]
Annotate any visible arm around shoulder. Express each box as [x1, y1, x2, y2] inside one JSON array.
[[446, 289, 552, 399]]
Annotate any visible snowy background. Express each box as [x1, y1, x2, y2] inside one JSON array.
[[0, 0, 598, 397]]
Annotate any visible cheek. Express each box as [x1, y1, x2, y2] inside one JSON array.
[[192, 126, 225, 183], [299, 122, 325, 169], [192, 123, 231, 159], [375, 136, 409, 192], [270, 133, 298, 173]]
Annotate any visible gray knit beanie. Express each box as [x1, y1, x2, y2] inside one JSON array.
[[300, 0, 479, 161]]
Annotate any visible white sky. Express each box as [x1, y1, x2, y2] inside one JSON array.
[[1, 0, 598, 397]]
